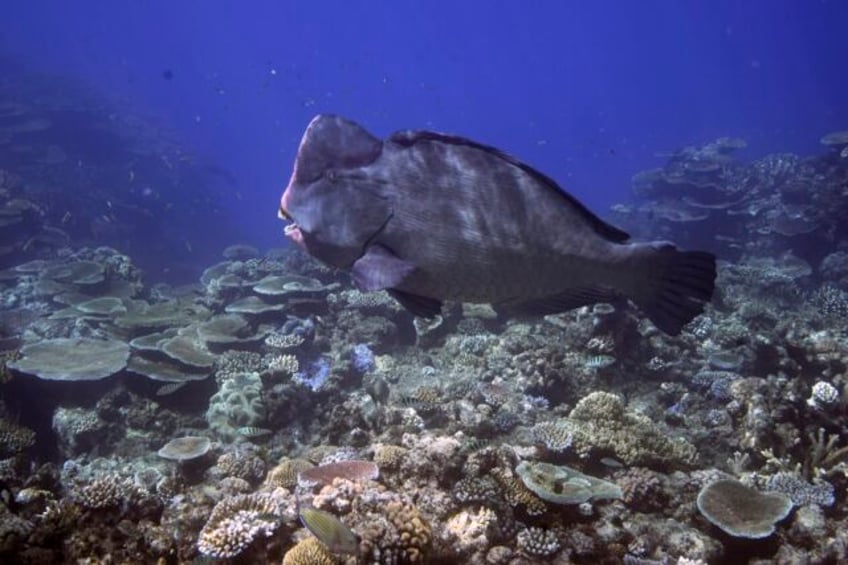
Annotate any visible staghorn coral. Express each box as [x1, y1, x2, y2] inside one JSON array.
[[197, 489, 293, 558], [804, 428, 848, 478], [400, 432, 462, 480]]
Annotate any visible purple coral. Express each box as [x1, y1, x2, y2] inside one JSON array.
[[296, 357, 331, 391], [350, 343, 375, 374]]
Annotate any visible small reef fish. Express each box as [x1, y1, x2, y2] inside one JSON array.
[[462, 437, 491, 452], [585, 355, 616, 369], [278, 115, 716, 336], [298, 505, 360, 556], [236, 426, 272, 438], [155, 382, 187, 396]]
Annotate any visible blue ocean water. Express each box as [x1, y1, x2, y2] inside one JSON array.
[[4, 3, 848, 563], [3, 1, 846, 265]]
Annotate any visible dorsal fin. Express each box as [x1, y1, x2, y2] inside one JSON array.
[[389, 130, 630, 243]]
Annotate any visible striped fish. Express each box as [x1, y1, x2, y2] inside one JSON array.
[[237, 426, 273, 438], [585, 355, 616, 369], [156, 382, 187, 396], [298, 505, 360, 555]]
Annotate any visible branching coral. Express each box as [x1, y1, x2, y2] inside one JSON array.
[[73, 473, 141, 510], [804, 428, 848, 478], [0, 418, 35, 455], [197, 489, 292, 558], [556, 391, 698, 468]]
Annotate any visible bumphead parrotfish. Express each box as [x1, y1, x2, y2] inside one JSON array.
[[278, 115, 716, 335]]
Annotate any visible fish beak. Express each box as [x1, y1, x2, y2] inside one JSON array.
[[278, 203, 292, 221]]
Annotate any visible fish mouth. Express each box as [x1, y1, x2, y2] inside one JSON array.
[[279, 205, 305, 248]]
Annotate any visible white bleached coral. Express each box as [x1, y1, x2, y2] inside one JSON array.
[[442, 507, 497, 556], [806, 380, 839, 411]]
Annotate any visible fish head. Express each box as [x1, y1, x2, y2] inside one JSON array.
[[279, 114, 392, 269]]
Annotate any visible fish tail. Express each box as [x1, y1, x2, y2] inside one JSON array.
[[628, 242, 717, 335]]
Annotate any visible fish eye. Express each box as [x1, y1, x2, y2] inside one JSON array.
[[326, 169, 337, 181]]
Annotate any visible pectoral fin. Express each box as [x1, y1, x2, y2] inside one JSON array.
[[351, 245, 416, 292], [388, 290, 443, 318]]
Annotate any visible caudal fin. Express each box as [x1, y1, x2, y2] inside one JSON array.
[[631, 244, 717, 336]]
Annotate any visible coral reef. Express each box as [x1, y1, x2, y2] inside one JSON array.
[[1, 134, 848, 563]]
